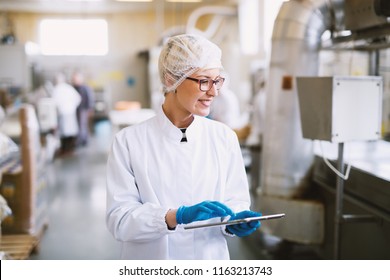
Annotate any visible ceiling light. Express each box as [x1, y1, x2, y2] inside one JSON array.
[[166, 0, 202, 3], [115, 0, 153, 2], [66, 0, 103, 2]]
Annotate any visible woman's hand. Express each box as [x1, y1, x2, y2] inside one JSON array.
[[176, 201, 234, 225], [226, 210, 261, 237]]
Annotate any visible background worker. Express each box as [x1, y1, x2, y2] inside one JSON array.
[[52, 72, 81, 155], [209, 76, 252, 142], [72, 71, 95, 147]]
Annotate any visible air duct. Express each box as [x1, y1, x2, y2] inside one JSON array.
[[261, 0, 337, 198]]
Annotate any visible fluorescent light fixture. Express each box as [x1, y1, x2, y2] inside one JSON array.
[[66, 0, 103, 2], [115, 0, 153, 2], [40, 19, 108, 56], [166, 0, 202, 3]]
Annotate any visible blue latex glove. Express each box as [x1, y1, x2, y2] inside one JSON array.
[[226, 210, 261, 237], [176, 201, 234, 224]]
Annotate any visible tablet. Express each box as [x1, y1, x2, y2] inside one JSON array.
[[183, 213, 285, 230]]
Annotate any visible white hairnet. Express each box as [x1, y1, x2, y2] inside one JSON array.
[[158, 34, 223, 93]]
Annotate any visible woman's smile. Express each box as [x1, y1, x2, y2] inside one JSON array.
[[198, 98, 213, 108]]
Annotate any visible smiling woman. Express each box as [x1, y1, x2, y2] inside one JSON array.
[[105, 34, 262, 260], [39, 19, 108, 56]]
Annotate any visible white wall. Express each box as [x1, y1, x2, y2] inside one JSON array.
[[6, 4, 273, 112]]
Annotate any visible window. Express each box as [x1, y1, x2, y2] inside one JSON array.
[[239, 0, 260, 55], [39, 19, 108, 56]]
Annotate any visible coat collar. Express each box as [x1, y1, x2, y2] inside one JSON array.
[[156, 105, 202, 143]]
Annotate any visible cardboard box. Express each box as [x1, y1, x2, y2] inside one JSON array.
[[0, 105, 48, 235]]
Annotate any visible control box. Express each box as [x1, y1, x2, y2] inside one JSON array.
[[296, 76, 382, 143]]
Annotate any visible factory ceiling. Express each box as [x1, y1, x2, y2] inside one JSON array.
[[0, 0, 237, 14]]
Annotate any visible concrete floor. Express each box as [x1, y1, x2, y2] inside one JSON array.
[[29, 120, 271, 260]]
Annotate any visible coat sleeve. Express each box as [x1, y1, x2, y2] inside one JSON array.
[[223, 129, 251, 213], [106, 130, 174, 243]]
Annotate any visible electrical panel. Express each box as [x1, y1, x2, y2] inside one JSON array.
[[296, 76, 382, 143]]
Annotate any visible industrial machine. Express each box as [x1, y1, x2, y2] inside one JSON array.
[[257, 0, 390, 259]]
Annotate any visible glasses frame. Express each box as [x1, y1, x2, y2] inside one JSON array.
[[186, 77, 225, 92]]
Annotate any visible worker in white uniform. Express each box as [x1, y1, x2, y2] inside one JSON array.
[[52, 73, 81, 155], [106, 34, 261, 260], [209, 75, 248, 130]]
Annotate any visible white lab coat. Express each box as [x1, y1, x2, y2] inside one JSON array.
[[51, 83, 81, 137], [106, 105, 251, 260]]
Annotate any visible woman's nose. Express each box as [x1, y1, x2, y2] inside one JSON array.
[[207, 84, 219, 97]]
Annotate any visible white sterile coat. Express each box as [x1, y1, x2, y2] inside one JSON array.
[[106, 106, 251, 260], [51, 83, 81, 137]]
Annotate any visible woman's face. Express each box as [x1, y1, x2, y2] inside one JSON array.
[[175, 68, 222, 117]]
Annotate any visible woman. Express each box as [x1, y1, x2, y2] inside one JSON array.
[[106, 34, 261, 260]]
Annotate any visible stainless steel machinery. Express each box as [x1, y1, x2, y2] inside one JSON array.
[[257, 0, 390, 259]]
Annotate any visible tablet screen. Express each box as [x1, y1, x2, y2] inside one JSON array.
[[183, 213, 285, 230]]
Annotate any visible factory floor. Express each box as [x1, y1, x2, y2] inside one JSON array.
[[28, 120, 317, 260]]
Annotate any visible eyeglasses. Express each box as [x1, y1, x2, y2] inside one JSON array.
[[186, 77, 225, 92]]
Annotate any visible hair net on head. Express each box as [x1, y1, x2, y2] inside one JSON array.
[[158, 34, 223, 93]]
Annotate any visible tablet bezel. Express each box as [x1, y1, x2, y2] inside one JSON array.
[[183, 213, 285, 230]]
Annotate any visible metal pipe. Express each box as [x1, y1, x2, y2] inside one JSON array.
[[185, 6, 236, 39], [369, 49, 380, 76], [334, 142, 345, 260]]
